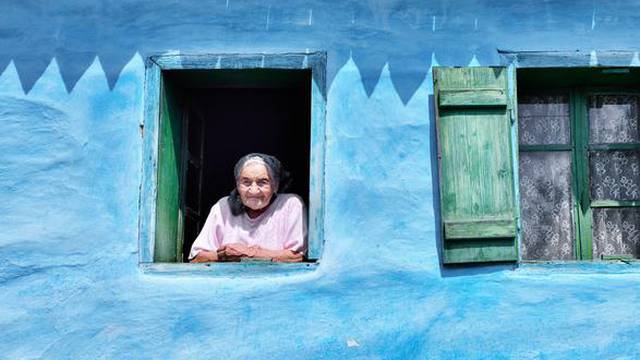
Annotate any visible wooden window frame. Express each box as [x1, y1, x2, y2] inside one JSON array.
[[518, 71, 640, 262], [138, 53, 327, 275]]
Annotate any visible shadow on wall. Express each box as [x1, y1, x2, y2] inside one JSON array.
[[4, 0, 634, 101]]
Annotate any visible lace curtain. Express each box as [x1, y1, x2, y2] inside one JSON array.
[[518, 94, 574, 260], [589, 95, 640, 144], [519, 152, 575, 260], [589, 95, 640, 258], [592, 208, 640, 259], [519, 94, 570, 145], [589, 150, 640, 201]]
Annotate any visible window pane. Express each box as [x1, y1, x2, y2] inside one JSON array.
[[518, 94, 570, 145], [589, 150, 640, 201], [589, 94, 640, 144], [519, 152, 574, 260], [592, 208, 640, 259]]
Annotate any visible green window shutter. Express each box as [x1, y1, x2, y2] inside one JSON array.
[[434, 67, 518, 264], [154, 79, 183, 262]]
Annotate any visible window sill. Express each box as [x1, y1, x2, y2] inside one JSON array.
[[515, 260, 640, 275], [139, 261, 319, 277]]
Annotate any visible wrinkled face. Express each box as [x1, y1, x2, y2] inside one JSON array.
[[237, 162, 275, 211]]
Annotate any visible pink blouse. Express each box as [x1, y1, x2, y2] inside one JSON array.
[[189, 193, 307, 260]]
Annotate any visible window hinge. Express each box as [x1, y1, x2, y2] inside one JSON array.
[[509, 107, 516, 124]]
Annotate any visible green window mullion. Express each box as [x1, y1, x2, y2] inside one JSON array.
[[589, 143, 640, 151], [568, 90, 581, 260], [570, 91, 593, 260], [591, 200, 640, 208], [573, 91, 594, 260], [519, 144, 573, 152]]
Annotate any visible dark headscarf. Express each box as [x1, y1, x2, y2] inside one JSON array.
[[228, 153, 292, 216]]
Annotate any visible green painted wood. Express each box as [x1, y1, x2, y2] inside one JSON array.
[[154, 76, 183, 262], [588, 143, 640, 151], [434, 67, 517, 264], [444, 219, 516, 239], [568, 90, 582, 260], [519, 144, 573, 152], [443, 238, 518, 263], [573, 91, 593, 260], [601, 254, 634, 261], [590, 200, 640, 207], [438, 88, 507, 107]]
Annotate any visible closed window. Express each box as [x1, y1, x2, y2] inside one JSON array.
[[434, 66, 640, 264], [518, 68, 640, 261]]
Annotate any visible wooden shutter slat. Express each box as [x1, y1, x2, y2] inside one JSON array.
[[444, 219, 516, 239], [434, 66, 518, 264], [438, 88, 507, 107]]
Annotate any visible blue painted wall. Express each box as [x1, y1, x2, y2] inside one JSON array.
[[1, 1, 640, 358]]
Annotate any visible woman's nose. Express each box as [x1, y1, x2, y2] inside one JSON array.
[[248, 183, 260, 193]]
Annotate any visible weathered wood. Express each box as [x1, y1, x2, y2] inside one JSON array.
[[438, 88, 507, 107], [590, 200, 640, 208], [308, 70, 327, 260], [601, 254, 634, 261], [139, 60, 161, 263], [443, 238, 518, 263], [573, 91, 593, 260], [434, 67, 517, 264], [519, 144, 573, 152], [154, 76, 183, 262], [140, 261, 318, 277], [143, 53, 327, 265], [588, 143, 640, 151], [499, 50, 637, 69], [444, 219, 516, 239], [151, 52, 325, 71]]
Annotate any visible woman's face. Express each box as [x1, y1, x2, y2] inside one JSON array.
[[237, 162, 275, 211]]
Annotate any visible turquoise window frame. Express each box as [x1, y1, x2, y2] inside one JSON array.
[[138, 52, 327, 275]]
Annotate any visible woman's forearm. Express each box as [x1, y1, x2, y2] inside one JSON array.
[[190, 250, 219, 263], [250, 246, 304, 262], [190, 247, 303, 263]]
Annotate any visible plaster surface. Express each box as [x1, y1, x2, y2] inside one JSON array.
[[2, 1, 640, 359]]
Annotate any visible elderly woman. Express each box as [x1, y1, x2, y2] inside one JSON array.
[[189, 153, 307, 263]]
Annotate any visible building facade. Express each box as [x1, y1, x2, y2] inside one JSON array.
[[2, 1, 640, 358]]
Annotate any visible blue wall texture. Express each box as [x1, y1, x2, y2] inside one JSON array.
[[2, 1, 640, 358]]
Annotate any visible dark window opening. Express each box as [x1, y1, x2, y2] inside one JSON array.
[[156, 69, 311, 263]]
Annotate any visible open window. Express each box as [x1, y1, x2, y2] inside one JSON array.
[[139, 53, 327, 267], [434, 65, 640, 264]]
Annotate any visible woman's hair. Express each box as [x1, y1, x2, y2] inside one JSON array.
[[228, 153, 292, 216]]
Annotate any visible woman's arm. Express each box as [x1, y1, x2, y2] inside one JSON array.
[[219, 243, 304, 262], [190, 246, 244, 263], [190, 250, 219, 263], [249, 246, 304, 262]]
